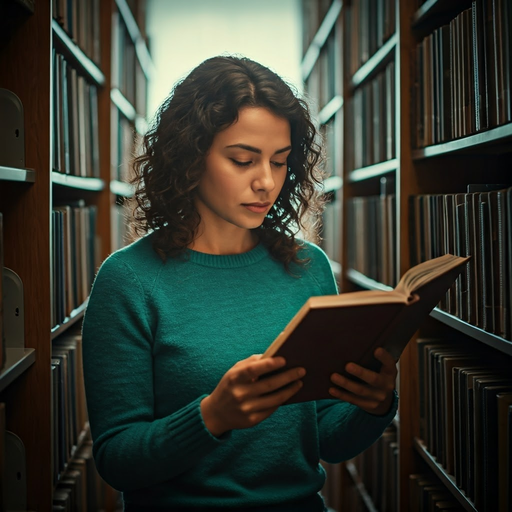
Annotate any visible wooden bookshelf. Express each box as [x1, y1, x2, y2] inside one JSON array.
[[348, 158, 399, 183], [414, 438, 478, 512], [0, 0, 151, 509], [51, 172, 105, 191], [350, 33, 397, 89], [302, 0, 512, 510]]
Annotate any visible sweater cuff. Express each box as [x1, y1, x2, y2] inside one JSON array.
[[165, 394, 231, 458]]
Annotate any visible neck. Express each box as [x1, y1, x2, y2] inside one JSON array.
[[189, 227, 259, 255]]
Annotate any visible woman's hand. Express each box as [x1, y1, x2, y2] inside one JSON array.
[[329, 347, 397, 416], [201, 355, 305, 437]]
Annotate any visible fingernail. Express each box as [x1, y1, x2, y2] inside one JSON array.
[[298, 368, 306, 377]]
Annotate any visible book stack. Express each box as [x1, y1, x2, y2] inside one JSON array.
[[418, 338, 512, 511], [347, 192, 397, 287], [51, 49, 100, 178], [410, 186, 512, 341], [409, 473, 465, 511], [53, 440, 111, 511], [52, 0, 101, 65], [349, 60, 396, 170], [414, 0, 512, 148], [345, 0, 395, 77], [350, 425, 399, 512], [51, 202, 97, 329]]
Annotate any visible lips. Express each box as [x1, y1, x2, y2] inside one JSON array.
[[242, 202, 271, 213]]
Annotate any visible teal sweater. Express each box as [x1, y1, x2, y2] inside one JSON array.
[[82, 233, 397, 510]]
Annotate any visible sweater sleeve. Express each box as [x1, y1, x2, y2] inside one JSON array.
[[315, 391, 398, 463], [81, 254, 230, 492]]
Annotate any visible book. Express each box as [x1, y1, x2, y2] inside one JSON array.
[[262, 253, 469, 404]]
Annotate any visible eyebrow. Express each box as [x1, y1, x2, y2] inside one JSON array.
[[225, 143, 292, 155]]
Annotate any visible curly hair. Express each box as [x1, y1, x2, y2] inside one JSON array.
[[129, 55, 326, 268]]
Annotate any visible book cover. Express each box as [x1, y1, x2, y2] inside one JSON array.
[[263, 254, 469, 404]]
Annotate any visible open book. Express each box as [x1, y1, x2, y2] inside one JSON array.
[[262, 254, 470, 404]]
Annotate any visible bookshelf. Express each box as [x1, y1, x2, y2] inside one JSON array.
[[302, 0, 512, 510], [0, 0, 150, 509]]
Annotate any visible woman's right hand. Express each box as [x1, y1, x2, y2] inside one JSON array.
[[200, 354, 305, 437]]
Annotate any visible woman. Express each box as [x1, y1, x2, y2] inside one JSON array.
[[82, 56, 398, 511]]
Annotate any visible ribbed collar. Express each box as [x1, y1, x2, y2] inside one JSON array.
[[185, 243, 268, 268]]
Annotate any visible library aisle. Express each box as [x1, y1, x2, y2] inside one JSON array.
[[1, 0, 511, 511]]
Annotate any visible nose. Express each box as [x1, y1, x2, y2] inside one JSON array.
[[252, 162, 275, 192]]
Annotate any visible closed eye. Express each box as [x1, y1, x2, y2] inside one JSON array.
[[230, 159, 252, 167], [271, 161, 287, 168]]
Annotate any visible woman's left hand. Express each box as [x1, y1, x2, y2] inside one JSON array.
[[329, 347, 397, 416]]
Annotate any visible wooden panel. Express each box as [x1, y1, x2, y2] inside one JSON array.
[[0, 2, 53, 509]]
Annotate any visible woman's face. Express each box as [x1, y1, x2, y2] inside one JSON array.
[[194, 106, 291, 237]]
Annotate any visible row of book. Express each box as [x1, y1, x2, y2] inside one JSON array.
[[52, 202, 97, 329], [344, 0, 395, 78], [52, 333, 88, 484], [111, 105, 138, 183], [417, 338, 512, 511], [409, 186, 512, 341], [321, 196, 342, 266], [306, 28, 337, 114], [53, 440, 114, 511], [414, 0, 512, 148], [111, 203, 133, 253], [349, 424, 398, 512], [52, 0, 101, 66], [347, 60, 396, 170], [409, 473, 466, 511], [301, 0, 335, 57], [111, 10, 148, 118], [52, 49, 100, 178], [346, 192, 397, 287]]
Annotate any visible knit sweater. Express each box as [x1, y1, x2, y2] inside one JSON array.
[[81, 233, 398, 510]]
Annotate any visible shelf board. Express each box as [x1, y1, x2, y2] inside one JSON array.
[[413, 438, 477, 512], [412, 123, 512, 159], [430, 308, 512, 357], [51, 300, 88, 340], [0, 348, 36, 393], [0, 165, 36, 183], [348, 159, 398, 182], [323, 175, 343, 193], [351, 33, 397, 90], [329, 259, 342, 277], [412, 0, 472, 30], [111, 88, 137, 122], [110, 179, 135, 197], [52, 19, 105, 87], [318, 95, 343, 126], [301, 0, 343, 81], [345, 462, 379, 512], [115, 0, 154, 80], [346, 268, 394, 292], [52, 172, 105, 191]]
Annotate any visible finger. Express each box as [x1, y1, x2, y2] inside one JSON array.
[[328, 386, 381, 410], [254, 366, 306, 395], [251, 379, 304, 411], [331, 373, 386, 401], [239, 356, 287, 382], [374, 348, 398, 371], [344, 362, 381, 387]]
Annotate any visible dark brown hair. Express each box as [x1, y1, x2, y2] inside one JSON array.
[[130, 55, 325, 267]]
